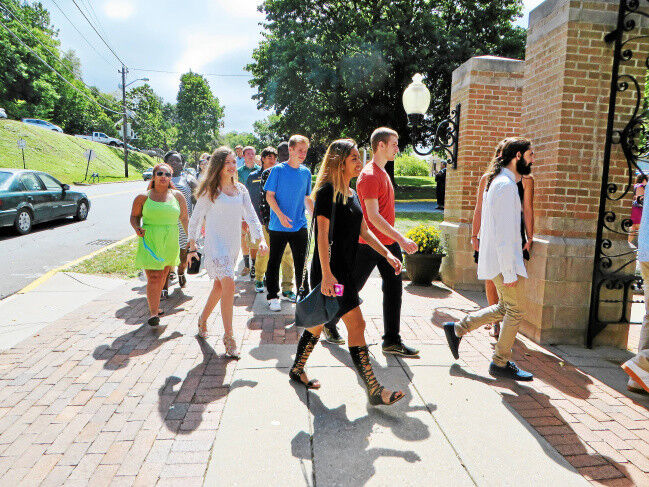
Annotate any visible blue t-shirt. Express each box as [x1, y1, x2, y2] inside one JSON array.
[[264, 162, 312, 232], [236, 156, 245, 169]]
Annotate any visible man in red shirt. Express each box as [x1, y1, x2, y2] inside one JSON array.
[[323, 127, 420, 357]]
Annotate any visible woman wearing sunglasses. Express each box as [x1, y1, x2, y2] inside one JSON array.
[[187, 147, 267, 357], [131, 162, 189, 327]]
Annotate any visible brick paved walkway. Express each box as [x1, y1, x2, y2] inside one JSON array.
[[0, 275, 648, 485]]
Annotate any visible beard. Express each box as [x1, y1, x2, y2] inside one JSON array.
[[516, 157, 532, 176]]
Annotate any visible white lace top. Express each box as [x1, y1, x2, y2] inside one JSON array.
[[188, 183, 264, 279]]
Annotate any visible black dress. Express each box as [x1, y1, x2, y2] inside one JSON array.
[[310, 183, 364, 317]]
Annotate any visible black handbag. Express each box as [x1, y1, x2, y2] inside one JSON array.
[[294, 196, 340, 328], [187, 251, 202, 274]]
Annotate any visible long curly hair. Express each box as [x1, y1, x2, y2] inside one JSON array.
[[147, 162, 176, 191], [485, 137, 532, 192], [195, 146, 236, 202], [312, 139, 357, 205]]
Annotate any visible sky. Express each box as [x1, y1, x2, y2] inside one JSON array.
[[45, 0, 546, 134]]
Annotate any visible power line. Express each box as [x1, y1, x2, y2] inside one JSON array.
[[80, 0, 115, 49], [70, 0, 126, 67], [0, 1, 118, 108], [131, 68, 252, 77], [0, 17, 122, 114], [47, 0, 117, 69]]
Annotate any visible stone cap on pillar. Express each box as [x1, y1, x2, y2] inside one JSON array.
[[528, 0, 649, 43], [451, 55, 524, 93]]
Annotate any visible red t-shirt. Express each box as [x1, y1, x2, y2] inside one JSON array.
[[357, 162, 395, 246]]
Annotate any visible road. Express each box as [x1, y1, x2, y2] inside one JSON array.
[[1, 180, 147, 299]]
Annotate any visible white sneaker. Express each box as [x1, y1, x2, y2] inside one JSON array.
[[269, 298, 281, 312], [622, 359, 649, 394]]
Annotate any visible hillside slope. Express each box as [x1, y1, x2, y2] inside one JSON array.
[[0, 119, 158, 183]]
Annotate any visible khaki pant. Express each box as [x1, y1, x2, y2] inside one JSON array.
[[255, 226, 294, 292], [455, 273, 524, 367], [629, 261, 649, 376]]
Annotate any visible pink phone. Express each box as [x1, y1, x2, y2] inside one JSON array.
[[334, 284, 344, 296]]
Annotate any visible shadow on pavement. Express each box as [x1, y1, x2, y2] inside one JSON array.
[[0, 217, 77, 242], [92, 324, 182, 370], [290, 382, 423, 486], [449, 338, 633, 482], [115, 291, 192, 325], [158, 336, 257, 434]]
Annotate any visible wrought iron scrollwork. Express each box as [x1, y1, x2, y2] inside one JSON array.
[[408, 103, 461, 169], [588, 0, 649, 346]]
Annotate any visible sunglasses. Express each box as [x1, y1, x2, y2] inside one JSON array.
[[156, 171, 172, 177]]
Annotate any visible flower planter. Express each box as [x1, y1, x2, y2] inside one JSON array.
[[404, 253, 445, 286]]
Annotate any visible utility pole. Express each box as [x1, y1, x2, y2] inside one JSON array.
[[120, 65, 129, 178]]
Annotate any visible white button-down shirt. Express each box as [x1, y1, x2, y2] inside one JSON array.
[[477, 168, 527, 284]]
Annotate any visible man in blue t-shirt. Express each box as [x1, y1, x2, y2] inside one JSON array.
[[264, 135, 314, 311]]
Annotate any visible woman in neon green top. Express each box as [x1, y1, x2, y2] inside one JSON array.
[[130, 162, 189, 327]]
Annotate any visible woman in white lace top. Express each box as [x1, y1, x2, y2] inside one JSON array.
[[187, 147, 267, 357]]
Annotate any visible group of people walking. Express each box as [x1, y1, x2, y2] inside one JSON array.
[[129, 129, 547, 407]]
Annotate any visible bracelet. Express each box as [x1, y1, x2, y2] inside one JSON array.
[[188, 250, 198, 254], [471, 235, 479, 238]]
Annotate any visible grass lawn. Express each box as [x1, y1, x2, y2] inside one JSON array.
[[67, 237, 140, 278], [0, 119, 157, 184], [69, 211, 444, 278], [395, 211, 442, 234]]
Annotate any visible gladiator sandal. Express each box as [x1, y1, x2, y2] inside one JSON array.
[[349, 345, 404, 406], [289, 330, 321, 389], [223, 334, 240, 359]]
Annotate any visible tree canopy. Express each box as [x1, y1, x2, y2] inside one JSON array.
[[175, 72, 225, 161], [247, 0, 526, 147]]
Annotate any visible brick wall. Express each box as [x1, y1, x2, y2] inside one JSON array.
[[446, 57, 525, 225]]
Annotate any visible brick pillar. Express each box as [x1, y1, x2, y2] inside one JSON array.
[[520, 0, 648, 345], [440, 56, 525, 290]]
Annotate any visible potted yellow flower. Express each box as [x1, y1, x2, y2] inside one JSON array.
[[404, 224, 446, 285]]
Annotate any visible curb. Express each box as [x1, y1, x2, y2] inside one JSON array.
[[15, 234, 137, 295]]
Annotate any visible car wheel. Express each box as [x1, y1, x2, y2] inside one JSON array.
[[14, 209, 32, 235], [109, 141, 117, 147], [74, 200, 89, 221]]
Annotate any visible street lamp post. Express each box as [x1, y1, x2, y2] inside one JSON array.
[[118, 66, 149, 177], [402, 73, 460, 169]]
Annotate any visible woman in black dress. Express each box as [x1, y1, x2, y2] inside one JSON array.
[[289, 139, 405, 406]]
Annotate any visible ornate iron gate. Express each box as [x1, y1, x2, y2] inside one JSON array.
[[587, 0, 648, 347]]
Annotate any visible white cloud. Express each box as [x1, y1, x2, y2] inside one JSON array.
[[214, 0, 263, 18], [102, 0, 135, 20], [174, 33, 249, 73]]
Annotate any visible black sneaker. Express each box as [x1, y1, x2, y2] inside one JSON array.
[[148, 316, 160, 327], [443, 322, 462, 360], [323, 326, 345, 345], [382, 341, 419, 357], [250, 265, 256, 280], [489, 361, 533, 381]]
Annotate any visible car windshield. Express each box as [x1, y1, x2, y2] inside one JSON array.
[[0, 172, 12, 190]]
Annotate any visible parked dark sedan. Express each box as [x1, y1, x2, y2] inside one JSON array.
[[0, 169, 91, 235]]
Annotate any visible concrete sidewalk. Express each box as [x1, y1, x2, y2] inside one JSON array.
[[0, 270, 647, 485]]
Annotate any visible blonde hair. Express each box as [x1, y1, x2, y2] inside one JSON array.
[[288, 134, 309, 148], [312, 139, 357, 205], [370, 127, 398, 152], [195, 146, 236, 202]]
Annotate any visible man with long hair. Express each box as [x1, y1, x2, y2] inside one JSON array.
[[443, 137, 535, 381], [323, 127, 419, 358]]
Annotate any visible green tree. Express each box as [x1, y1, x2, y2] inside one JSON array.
[[127, 83, 171, 150], [216, 131, 259, 150], [0, 0, 121, 134], [175, 72, 224, 160], [248, 0, 525, 147], [253, 114, 285, 148]]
